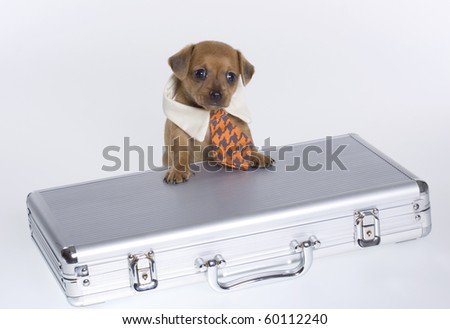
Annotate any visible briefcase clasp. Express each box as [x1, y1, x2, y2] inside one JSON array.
[[129, 251, 158, 292], [355, 208, 381, 248]]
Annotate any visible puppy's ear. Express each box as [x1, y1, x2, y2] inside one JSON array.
[[237, 51, 255, 86], [168, 45, 195, 80]]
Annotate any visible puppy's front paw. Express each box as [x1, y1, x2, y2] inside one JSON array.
[[260, 154, 276, 168], [163, 168, 192, 184], [250, 152, 275, 168]]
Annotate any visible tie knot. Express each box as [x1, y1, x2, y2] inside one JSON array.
[[210, 108, 226, 118]]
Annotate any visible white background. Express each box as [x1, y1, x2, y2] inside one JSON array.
[[1, 0, 449, 308]]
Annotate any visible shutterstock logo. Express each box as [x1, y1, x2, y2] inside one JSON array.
[[101, 136, 348, 172]]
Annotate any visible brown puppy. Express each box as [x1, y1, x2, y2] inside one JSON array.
[[163, 41, 272, 184]]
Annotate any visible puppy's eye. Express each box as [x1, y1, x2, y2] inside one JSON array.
[[194, 69, 207, 80], [226, 72, 236, 83]]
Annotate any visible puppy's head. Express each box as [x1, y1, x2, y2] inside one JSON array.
[[168, 41, 254, 110]]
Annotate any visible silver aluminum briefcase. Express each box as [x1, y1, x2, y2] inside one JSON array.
[[27, 134, 431, 306]]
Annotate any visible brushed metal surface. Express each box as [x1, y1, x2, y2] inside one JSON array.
[[28, 134, 416, 252]]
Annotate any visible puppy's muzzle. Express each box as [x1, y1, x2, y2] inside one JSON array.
[[209, 90, 223, 103]]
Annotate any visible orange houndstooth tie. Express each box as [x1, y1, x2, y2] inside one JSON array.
[[209, 109, 254, 170]]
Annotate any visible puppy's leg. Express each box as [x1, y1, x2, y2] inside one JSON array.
[[163, 120, 193, 184], [164, 147, 192, 183]]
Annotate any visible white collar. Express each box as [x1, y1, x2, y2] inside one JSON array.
[[162, 75, 252, 142]]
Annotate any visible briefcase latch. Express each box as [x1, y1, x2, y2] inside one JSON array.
[[354, 208, 381, 248], [129, 251, 158, 292]]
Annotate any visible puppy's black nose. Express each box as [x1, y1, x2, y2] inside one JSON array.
[[209, 90, 222, 102]]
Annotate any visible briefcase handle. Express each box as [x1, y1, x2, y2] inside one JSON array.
[[195, 236, 320, 292]]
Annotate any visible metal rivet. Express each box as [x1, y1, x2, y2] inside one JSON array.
[[367, 230, 372, 237], [415, 214, 421, 221], [413, 203, 420, 211], [310, 235, 321, 249], [373, 208, 379, 215], [195, 258, 207, 272], [83, 279, 90, 287], [290, 240, 300, 251], [142, 273, 148, 280], [215, 255, 226, 268]]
